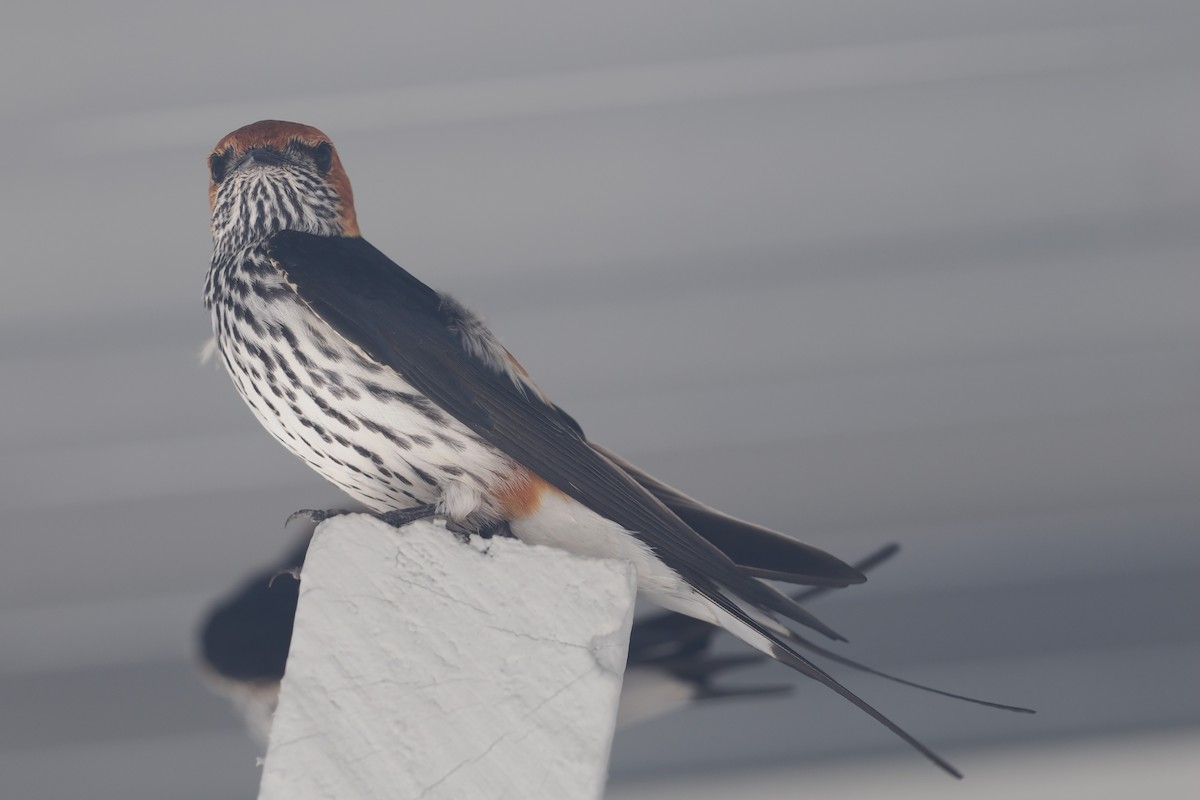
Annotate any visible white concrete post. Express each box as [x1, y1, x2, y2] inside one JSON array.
[[257, 515, 637, 800]]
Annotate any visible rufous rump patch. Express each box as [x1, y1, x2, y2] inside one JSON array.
[[494, 470, 558, 519]]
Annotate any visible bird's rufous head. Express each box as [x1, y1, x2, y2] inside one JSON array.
[[208, 120, 359, 251]]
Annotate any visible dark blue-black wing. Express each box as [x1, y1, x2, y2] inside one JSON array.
[[592, 444, 866, 586], [267, 231, 967, 776], [267, 231, 851, 631]]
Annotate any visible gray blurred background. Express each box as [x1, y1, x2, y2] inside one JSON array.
[[2, 2, 1198, 797]]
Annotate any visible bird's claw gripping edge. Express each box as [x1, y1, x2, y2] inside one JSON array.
[[286, 504, 442, 530]]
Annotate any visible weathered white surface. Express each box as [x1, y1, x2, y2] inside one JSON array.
[[257, 515, 637, 800]]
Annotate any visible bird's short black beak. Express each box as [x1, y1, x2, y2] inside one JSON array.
[[236, 147, 291, 172]]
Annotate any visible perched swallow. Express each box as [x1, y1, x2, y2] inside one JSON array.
[[204, 120, 1030, 776], [198, 532, 901, 739]]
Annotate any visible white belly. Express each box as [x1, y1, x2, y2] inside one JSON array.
[[509, 491, 785, 655], [508, 492, 710, 615]]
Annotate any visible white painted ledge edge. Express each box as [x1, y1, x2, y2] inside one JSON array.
[[257, 515, 638, 800]]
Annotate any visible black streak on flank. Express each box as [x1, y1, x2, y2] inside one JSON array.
[[359, 380, 447, 424], [306, 326, 341, 361], [271, 349, 304, 389], [353, 444, 383, 465], [384, 468, 414, 487], [277, 324, 314, 369], [408, 462, 439, 487], [299, 416, 333, 444], [435, 432, 466, 452], [227, 276, 250, 299], [250, 281, 292, 302], [356, 417, 413, 450], [306, 389, 360, 431], [349, 349, 384, 373]]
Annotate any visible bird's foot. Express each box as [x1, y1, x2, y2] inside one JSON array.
[[286, 508, 352, 527], [286, 504, 441, 529], [473, 519, 515, 540], [443, 518, 515, 545], [377, 504, 441, 528]]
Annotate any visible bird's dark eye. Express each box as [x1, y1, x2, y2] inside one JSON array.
[[209, 150, 232, 184], [311, 141, 334, 175]]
